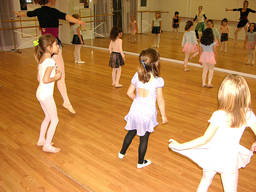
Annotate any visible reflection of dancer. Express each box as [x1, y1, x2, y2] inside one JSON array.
[[172, 11, 180, 39], [152, 12, 162, 48], [70, 14, 85, 64], [169, 74, 256, 192], [193, 6, 207, 39], [128, 15, 138, 43], [226, 0, 256, 47], [35, 34, 62, 153], [119, 48, 168, 169], [220, 18, 229, 53], [16, 0, 85, 114], [245, 23, 256, 65]]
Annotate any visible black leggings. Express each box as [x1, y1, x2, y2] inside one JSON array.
[[120, 130, 150, 164]]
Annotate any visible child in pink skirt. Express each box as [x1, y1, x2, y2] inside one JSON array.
[[199, 28, 216, 88], [182, 21, 199, 71]]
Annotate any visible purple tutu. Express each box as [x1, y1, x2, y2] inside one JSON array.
[[199, 51, 216, 65]]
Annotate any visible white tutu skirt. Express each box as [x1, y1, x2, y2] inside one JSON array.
[[170, 144, 253, 173]]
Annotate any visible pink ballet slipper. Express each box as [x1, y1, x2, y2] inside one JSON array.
[[63, 103, 76, 114], [37, 140, 54, 147], [42, 145, 61, 153]]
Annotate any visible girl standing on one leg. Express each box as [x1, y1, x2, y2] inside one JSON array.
[[119, 48, 168, 168], [172, 11, 180, 39], [245, 23, 256, 65], [169, 74, 256, 192], [70, 14, 85, 64], [182, 21, 199, 72], [109, 27, 125, 88], [199, 28, 216, 88], [226, 0, 256, 47], [193, 6, 207, 40], [220, 18, 229, 53], [35, 34, 62, 153], [16, 0, 85, 114], [152, 11, 162, 48]]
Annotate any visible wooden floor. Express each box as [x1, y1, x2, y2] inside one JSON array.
[[0, 33, 256, 192], [91, 31, 256, 75]]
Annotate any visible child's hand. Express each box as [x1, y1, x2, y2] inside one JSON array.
[[162, 116, 168, 124], [251, 142, 256, 152], [168, 139, 182, 150], [55, 70, 62, 80]]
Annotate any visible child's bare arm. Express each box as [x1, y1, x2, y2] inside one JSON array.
[[169, 123, 218, 150], [77, 27, 83, 44], [250, 123, 256, 151], [127, 84, 136, 100], [156, 88, 168, 123]]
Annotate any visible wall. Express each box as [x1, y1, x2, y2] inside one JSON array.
[[137, 0, 160, 33]]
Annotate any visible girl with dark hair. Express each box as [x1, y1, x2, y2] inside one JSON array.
[[226, 0, 256, 47], [109, 27, 125, 88], [16, 0, 85, 114], [34, 34, 62, 153], [118, 48, 167, 168], [182, 21, 199, 72], [172, 11, 180, 39], [245, 23, 256, 65], [199, 28, 216, 88]]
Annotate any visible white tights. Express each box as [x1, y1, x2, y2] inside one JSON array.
[[74, 45, 82, 62], [202, 63, 214, 86], [154, 34, 160, 47], [38, 96, 59, 147], [197, 170, 238, 192]]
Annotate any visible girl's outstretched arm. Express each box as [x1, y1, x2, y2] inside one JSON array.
[[127, 84, 136, 100], [156, 88, 168, 124], [250, 123, 256, 151], [169, 123, 218, 150]]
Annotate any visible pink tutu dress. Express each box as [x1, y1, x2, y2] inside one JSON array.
[[199, 42, 216, 65], [170, 110, 256, 173], [124, 72, 164, 136], [182, 31, 198, 53]]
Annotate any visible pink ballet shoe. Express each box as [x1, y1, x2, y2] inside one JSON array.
[[114, 84, 123, 88], [42, 145, 61, 153], [184, 68, 190, 72], [207, 84, 213, 88], [63, 103, 76, 114]]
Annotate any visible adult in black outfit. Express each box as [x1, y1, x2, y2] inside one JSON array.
[[16, 0, 85, 114], [226, 0, 256, 46]]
